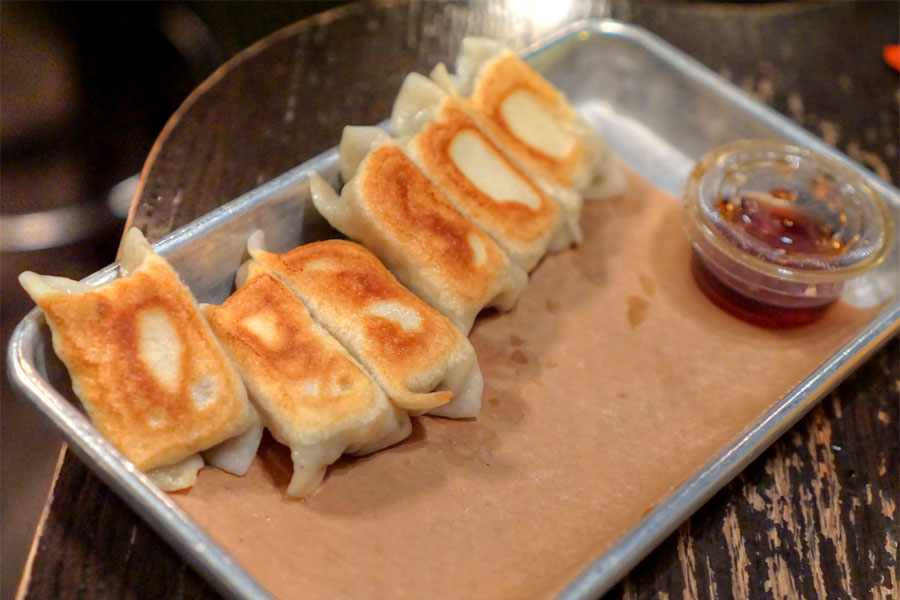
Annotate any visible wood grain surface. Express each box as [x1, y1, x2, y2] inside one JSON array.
[[20, 2, 898, 599]]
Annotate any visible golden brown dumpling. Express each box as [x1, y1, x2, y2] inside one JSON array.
[[388, 74, 573, 267], [309, 131, 527, 335], [246, 234, 484, 419], [202, 263, 410, 498], [19, 228, 259, 491], [430, 37, 625, 201]]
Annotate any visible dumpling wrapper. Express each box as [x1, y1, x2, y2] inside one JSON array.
[[202, 263, 411, 498], [18, 228, 259, 491], [430, 37, 625, 201], [309, 133, 527, 334], [391, 72, 582, 248], [387, 74, 573, 268], [245, 233, 484, 419]]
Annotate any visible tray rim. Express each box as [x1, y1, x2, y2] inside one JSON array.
[[7, 18, 900, 600]]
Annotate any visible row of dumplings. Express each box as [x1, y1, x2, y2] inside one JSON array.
[[20, 38, 623, 498]]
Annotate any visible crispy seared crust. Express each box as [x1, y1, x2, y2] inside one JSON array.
[[312, 142, 526, 333], [30, 254, 254, 472], [204, 268, 385, 430], [361, 145, 510, 304], [203, 265, 406, 497], [410, 101, 560, 270], [252, 240, 467, 411], [459, 53, 587, 188]]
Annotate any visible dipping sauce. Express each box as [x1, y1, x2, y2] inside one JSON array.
[[689, 253, 833, 328], [683, 140, 892, 327], [716, 191, 845, 257]]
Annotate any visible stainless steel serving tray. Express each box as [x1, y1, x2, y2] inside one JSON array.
[[9, 20, 900, 600]]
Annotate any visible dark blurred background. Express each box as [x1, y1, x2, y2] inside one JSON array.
[[0, 3, 344, 597]]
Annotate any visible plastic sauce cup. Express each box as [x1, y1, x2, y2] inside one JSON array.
[[683, 140, 893, 327]]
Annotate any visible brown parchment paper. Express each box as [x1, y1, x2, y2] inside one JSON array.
[[171, 170, 881, 600]]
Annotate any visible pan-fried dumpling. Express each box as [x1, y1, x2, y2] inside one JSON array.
[[202, 263, 410, 498], [430, 37, 625, 200], [387, 71, 576, 269], [391, 73, 581, 250], [18, 228, 259, 491], [309, 131, 527, 334], [245, 233, 484, 419]]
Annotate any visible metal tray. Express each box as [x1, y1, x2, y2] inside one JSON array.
[[9, 20, 900, 600]]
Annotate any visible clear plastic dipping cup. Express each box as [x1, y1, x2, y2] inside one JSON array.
[[683, 139, 893, 327]]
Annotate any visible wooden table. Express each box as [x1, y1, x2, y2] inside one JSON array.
[[20, 2, 898, 598]]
